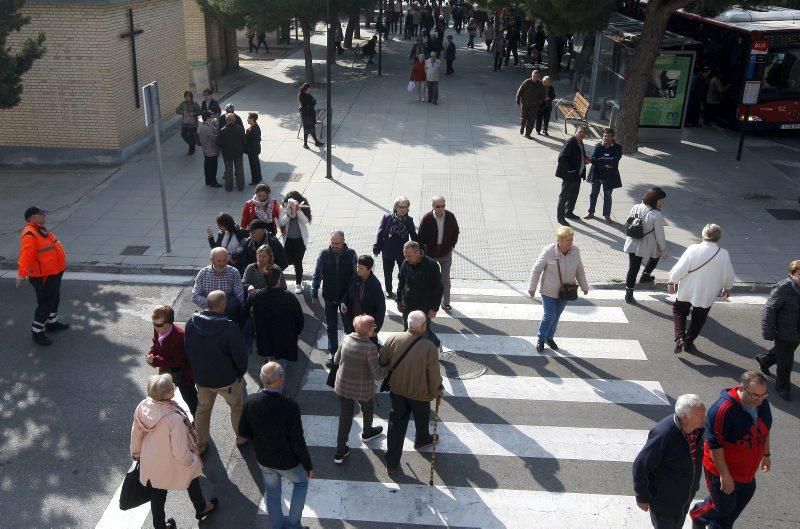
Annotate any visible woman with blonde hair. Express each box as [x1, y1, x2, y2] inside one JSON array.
[[131, 374, 218, 528], [528, 226, 589, 352], [373, 196, 418, 298]]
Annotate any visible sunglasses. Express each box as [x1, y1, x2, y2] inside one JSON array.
[[434, 205, 446, 209], [152, 321, 168, 328]]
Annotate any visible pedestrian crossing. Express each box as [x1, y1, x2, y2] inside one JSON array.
[[285, 287, 693, 529]]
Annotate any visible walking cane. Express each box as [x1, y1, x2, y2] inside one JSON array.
[[428, 393, 442, 486]]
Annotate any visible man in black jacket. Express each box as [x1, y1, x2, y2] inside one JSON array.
[[218, 113, 245, 192], [341, 255, 386, 346], [243, 265, 305, 371], [555, 124, 589, 226], [240, 219, 288, 272], [632, 394, 706, 529], [185, 290, 249, 454], [239, 362, 313, 529], [444, 35, 456, 74], [311, 230, 357, 367], [397, 241, 443, 348]]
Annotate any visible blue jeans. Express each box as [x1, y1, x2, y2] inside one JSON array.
[[260, 463, 309, 529], [538, 294, 567, 341], [588, 180, 614, 217]]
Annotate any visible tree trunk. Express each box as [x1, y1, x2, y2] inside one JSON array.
[[546, 33, 561, 80], [345, 13, 358, 48], [300, 19, 315, 84], [616, 0, 689, 154]]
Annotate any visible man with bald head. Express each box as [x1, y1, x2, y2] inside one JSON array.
[[379, 310, 443, 474], [192, 247, 245, 321], [312, 230, 357, 367], [239, 362, 313, 529], [185, 290, 249, 454], [332, 314, 387, 463]]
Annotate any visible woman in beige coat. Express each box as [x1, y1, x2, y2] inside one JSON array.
[[131, 374, 217, 529], [528, 226, 589, 353]]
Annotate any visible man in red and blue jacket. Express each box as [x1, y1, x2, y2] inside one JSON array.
[[690, 371, 772, 529]]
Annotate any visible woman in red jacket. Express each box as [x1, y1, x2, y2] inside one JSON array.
[[146, 305, 198, 417], [410, 54, 427, 102], [241, 183, 281, 235]]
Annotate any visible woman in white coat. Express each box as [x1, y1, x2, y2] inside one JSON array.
[[667, 223, 735, 354], [623, 187, 668, 304], [278, 191, 312, 294], [528, 226, 589, 352]]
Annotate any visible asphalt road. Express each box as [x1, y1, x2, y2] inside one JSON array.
[[0, 277, 797, 529]]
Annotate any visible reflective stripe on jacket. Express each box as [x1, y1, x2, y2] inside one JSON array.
[[18, 222, 67, 278]]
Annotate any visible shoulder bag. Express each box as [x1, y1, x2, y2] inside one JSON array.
[[557, 256, 579, 301], [379, 336, 424, 393], [686, 248, 721, 276]]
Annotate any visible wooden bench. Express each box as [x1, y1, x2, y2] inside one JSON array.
[[556, 92, 590, 134]]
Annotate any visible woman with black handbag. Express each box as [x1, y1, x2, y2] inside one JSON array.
[[527, 226, 589, 353], [623, 187, 668, 304], [130, 374, 218, 528]]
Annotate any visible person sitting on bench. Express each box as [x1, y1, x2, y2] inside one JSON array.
[[362, 36, 378, 64]]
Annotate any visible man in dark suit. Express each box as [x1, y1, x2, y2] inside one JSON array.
[[444, 35, 456, 74], [555, 124, 589, 226], [218, 113, 246, 192], [341, 255, 386, 347]]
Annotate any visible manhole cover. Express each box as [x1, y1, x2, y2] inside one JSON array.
[[120, 245, 149, 256], [742, 193, 776, 201], [439, 351, 487, 380], [273, 172, 304, 182], [766, 208, 800, 220]]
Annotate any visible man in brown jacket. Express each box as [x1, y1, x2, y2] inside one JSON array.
[[379, 310, 443, 474], [516, 69, 545, 139], [332, 315, 386, 464]]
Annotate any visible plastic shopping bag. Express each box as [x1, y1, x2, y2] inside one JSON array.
[[407, 80, 414, 94]]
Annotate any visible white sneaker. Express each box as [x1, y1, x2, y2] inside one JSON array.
[[294, 284, 303, 294]]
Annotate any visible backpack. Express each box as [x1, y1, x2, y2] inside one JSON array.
[[625, 210, 654, 239]]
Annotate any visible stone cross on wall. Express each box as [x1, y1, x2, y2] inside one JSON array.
[[120, 8, 144, 108]]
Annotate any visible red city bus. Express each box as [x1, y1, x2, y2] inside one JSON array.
[[667, 6, 800, 129]]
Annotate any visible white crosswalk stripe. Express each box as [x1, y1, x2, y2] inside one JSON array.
[[258, 479, 690, 529], [301, 415, 649, 461], [386, 301, 629, 322]]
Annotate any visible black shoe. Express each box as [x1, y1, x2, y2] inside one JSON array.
[[543, 131, 549, 136], [564, 212, 580, 220], [166, 518, 178, 529], [558, 218, 570, 227], [414, 433, 439, 450], [385, 291, 394, 299], [334, 447, 350, 464], [361, 426, 384, 442], [210, 182, 223, 188], [303, 144, 310, 149], [524, 134, 533, 139], [625, 288, 635, 304], [46, 321, 70, 332], [683, 342, 699, 355], [639, 273, 655, 284], [535, 340, 544, 352], [441, 304, 452, 311], [674, 339, 685, 354], [195, 498, 218, 520], [545, 339, 558, 351], [315, 141, 325, 147], [778, 391, 791, 401], [756, 355, 773, 377], [520, 125, 525, 135], [325, 353, 334, 369], [32, 332, 52, 346]]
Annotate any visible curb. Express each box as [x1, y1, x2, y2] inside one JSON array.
[[0, 259, 776, 293]]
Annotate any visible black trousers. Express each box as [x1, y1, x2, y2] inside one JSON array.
[[626, 254, 659, 288], [385, 392, 431, 468], [29, 272, 63, 333], [673, 300, 711, 344], [556, 180, 581, 221], [649, 505, 690, 529], [284, 238, 306, 285], [536, 104, 552, 133], [446, 58, 454, 73], [690, 472, 756, 529], [493, 51, 503, 70], [178, 382, 199, 417], [383, 256, 403, 294], [180, 126, 196, 153], [149, 477, 206, 529], [247, 152, 262, 184], [203, 155, 219, 185], [324, 300, 343, 353], [504, 45, 518, 65], [758, 339, 798, 394], [337, 395, 374, 451], [256, 37, 269, 52]]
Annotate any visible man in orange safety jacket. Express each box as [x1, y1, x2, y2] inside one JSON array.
[[17, 206, 69, 346]]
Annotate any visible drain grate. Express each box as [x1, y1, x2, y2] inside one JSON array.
[[439, 351, 487, 380], [766, 208, 800, 220], [120, 245, 150, 256], [742, 193, 777, 201], [273, 172, 305, 182]]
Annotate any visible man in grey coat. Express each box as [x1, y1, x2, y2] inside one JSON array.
[[198, 110, 222, 187]]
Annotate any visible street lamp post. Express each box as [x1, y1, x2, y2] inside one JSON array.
[[378, 0, 384, 75], [326, 0, 333, 179]]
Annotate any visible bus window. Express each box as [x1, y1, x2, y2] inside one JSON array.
[[760, 48, 800, 102]]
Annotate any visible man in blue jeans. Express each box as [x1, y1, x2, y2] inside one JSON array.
[[239, 362, 313, 529], [312, 230, 357, 368], [584, 128, 623, 224]]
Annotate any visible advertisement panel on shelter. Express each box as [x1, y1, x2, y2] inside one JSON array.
[[639, 52, 695, 128]]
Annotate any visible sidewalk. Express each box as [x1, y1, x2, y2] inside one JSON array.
[[1, 26, 798, 286]]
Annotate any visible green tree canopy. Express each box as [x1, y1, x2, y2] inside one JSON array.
[[0, 0, 46, 109]]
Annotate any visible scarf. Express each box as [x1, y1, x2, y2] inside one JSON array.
[[168, 400, 200, 454], [251, 195, 275, 221], [389, 214, 409, 239]]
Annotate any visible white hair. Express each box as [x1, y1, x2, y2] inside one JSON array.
[[260, 361, 284, 386], [330, 229, 345, 241], [210, 247, 228, 259], [407, 310, 426, 331], [674, 394, 704, 418]]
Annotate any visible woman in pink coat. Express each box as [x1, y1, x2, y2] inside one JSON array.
[[130, 374, 218, 529]]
